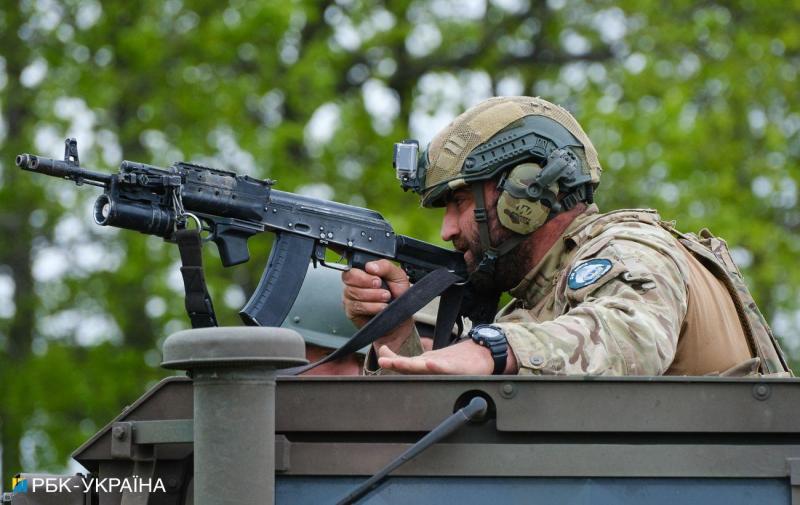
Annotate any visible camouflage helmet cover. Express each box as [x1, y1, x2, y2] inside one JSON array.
[[420, 96, 602, 207]]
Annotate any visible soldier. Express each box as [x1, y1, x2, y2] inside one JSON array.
[[342, 96, 792, 377], [283, 265, 366, 375]]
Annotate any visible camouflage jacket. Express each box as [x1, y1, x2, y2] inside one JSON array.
[[493, 204, 793, 376], [368, 205, 686, 376], [492, 205, 689, 375], [368, 205, 790, 376]]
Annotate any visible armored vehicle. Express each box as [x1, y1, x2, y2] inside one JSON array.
[[5, 321, 800, 505], [11, 136, 798, 503]]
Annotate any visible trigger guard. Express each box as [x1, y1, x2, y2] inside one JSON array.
[[318, 259, 350, 272]]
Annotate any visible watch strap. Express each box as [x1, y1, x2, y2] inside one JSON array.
[[469, 324, 508, 375]]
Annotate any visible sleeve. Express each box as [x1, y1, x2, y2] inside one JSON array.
[[496, 237, 688, 376], [363, 325, 425, 376]]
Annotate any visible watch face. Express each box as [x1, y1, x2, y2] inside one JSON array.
[[474, 325, 503, 340]]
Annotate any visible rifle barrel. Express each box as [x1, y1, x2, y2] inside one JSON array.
[[16, 154, 112, 186]]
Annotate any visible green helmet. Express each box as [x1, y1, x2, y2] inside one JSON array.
[[280, 264, 367, 355]]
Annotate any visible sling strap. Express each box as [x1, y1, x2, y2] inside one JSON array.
[[280, 268, 463, 375], [174, 227, 465, 370], [175, 228, 218, 328], [433, 285, 464, 350]]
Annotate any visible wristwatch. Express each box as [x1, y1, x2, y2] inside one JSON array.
[[468, 324, 508, 375]]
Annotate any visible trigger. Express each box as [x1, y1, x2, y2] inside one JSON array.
[[314, 243, 351, 271]]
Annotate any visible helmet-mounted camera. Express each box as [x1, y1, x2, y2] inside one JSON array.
[[392, 139, 423, 193]]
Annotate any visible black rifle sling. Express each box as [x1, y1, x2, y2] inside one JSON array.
[[280, 268, 461, 375], [176, 228, 218, 328], [433, 285, 464, 350]]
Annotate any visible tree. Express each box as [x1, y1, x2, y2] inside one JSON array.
[[1, 0, 798, 484]]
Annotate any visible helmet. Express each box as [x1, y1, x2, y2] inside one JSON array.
[[280, 264, 367, 355], [417, 96, 600, 207], [393, 96, 602, 274]]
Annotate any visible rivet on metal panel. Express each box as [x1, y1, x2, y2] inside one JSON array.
[[500, 382, 517, 399], [752, 384, 771, 401], [111, 422, 133, 459]]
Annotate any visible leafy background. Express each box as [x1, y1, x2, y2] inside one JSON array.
[[1, 0, 798, 485]]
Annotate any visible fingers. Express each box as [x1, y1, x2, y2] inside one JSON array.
[[343, 285, 391, 303], [341, 261, 410, 342], [340, 260, 407, 289], [377, 346, 434, 374], [376, 345, 450, 374], [341, 266, 384, 289], [342, 268, 381, 288], [341, 260, 409, 325], [363, 259, 404, 282], [376, 341, 496, 375], [342, 268, 392, 325], [364, 260, 410, 298], [345, 300, 389, 322]]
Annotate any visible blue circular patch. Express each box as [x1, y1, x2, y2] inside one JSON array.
[[568, 258, 613, 290]]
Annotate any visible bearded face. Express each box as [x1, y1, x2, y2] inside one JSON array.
[[443, 183, 531, 292]]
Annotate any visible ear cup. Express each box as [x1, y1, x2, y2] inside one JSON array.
[[497, 163, 557, 234]]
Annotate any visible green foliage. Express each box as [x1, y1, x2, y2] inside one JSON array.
[[1, 343, 165, 473], [0, 0, 798, 485]]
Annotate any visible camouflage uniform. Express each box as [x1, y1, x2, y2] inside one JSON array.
[[494, 205, 751, 376], [379, 95, 792, 376], [379, 204, 791, 376], [494, 204, 678, 375]]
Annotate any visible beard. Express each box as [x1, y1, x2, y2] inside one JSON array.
[[454, 222, 529, 326], [455, 218, 531, 293]]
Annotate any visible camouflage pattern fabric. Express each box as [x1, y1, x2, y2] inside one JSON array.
[[375, 205, 684, 375], [370, 205, 792, 376], [421, 96, 601, 207], [494, 205, 689, 375], [494, 205, 792, 376]]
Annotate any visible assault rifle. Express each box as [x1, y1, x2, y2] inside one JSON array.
[[17, 138, 469, 328]]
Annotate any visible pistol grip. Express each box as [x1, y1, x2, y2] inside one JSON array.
[[212, 223, 259, 267]]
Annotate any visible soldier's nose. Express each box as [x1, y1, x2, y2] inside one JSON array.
[[441, 205, 459, 242]]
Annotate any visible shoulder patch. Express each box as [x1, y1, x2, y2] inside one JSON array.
[[568, 258, 613, 290]]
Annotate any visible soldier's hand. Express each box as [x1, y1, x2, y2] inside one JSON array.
[[342, 260, 414, 352], [376, 340, 519, 375]]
